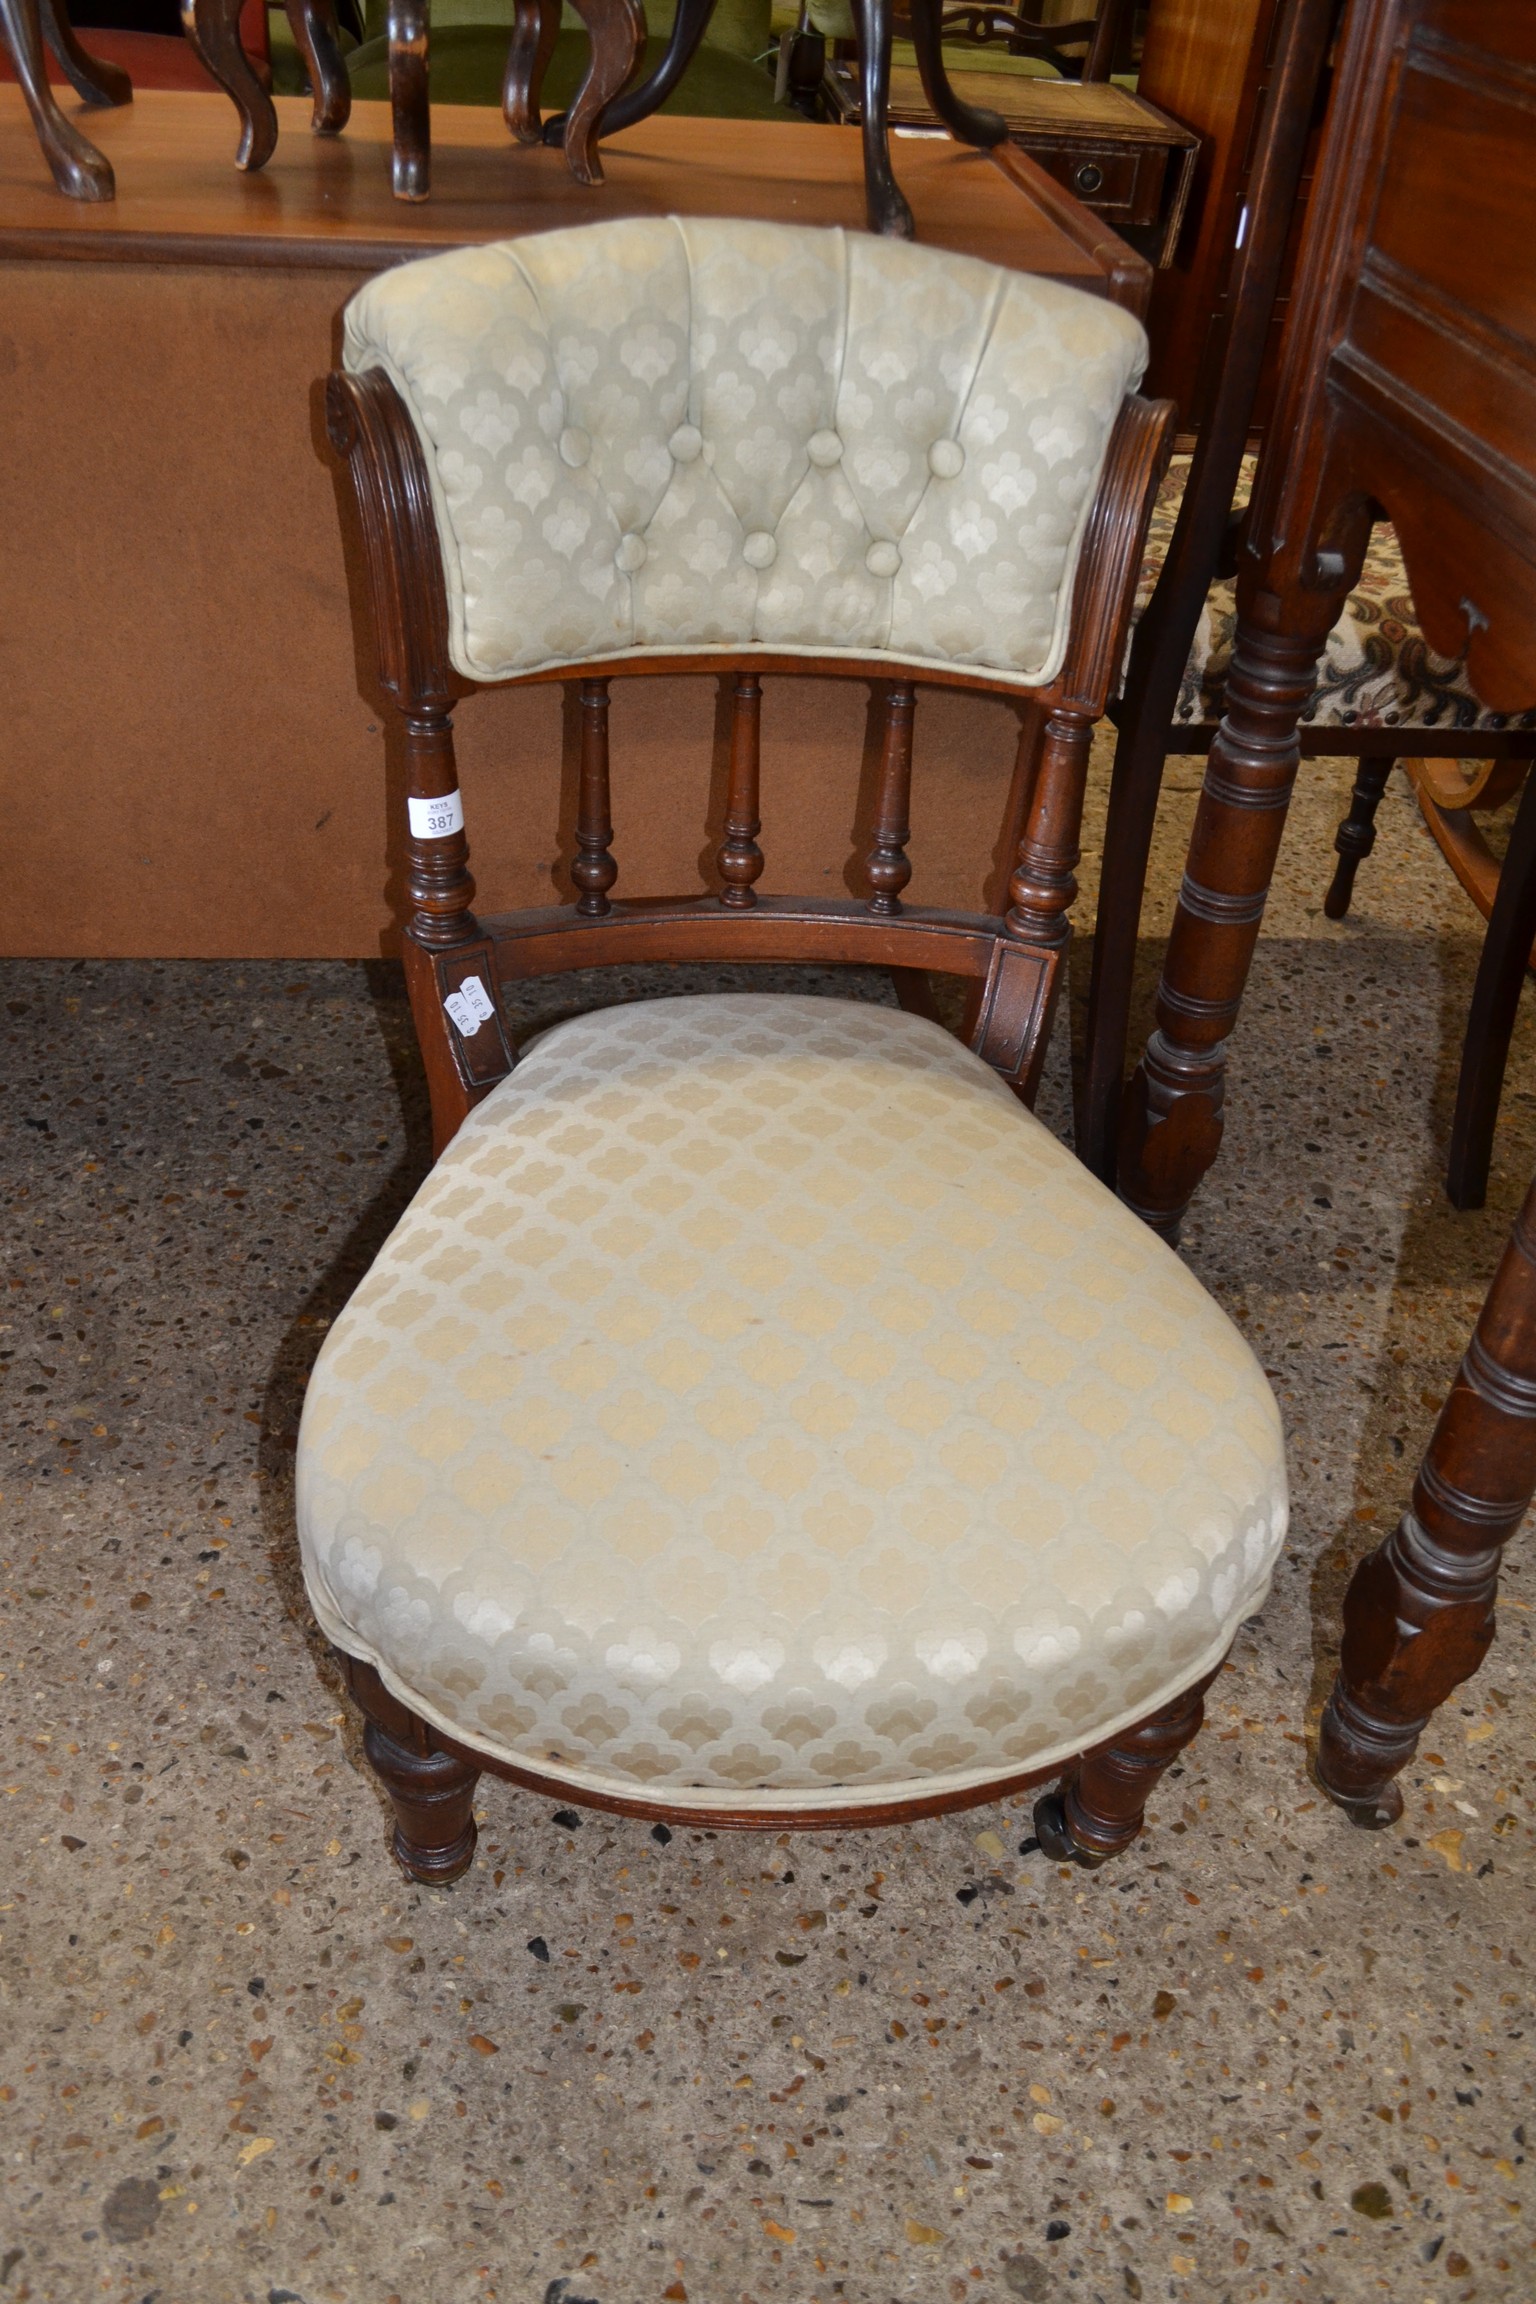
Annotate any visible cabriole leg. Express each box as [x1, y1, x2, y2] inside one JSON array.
[[1035, 1668, 1219, 1867], [282, 0, 352, 134], [184, 0, 278, 170], [907, 0, 1005, 148], [560, 0, 645, 186], [1317, 1181, 1536, 1827], [0, 0, 116, 198], [845, 0, 911, 239], [37, 0, 132, 106]]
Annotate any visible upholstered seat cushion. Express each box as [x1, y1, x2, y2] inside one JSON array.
[[298, 995, 1286, 1813], [1138, 456, 1536, 733], [341, 217, 1147, 691]]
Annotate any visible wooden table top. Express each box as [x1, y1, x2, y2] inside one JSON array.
[[0, 87, 1147, 305]]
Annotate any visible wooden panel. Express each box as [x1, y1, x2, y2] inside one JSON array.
[[1136, 0, 1276, 421]]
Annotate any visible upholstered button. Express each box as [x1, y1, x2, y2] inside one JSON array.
[[807, 429, 843, 468], [742, 531, 778, 571], [668, 423, 704, 464], [614, 532, 648, 575], [559, 426, 592, 469], [865, 540, 901, 579], [928, 437, 965, 480]]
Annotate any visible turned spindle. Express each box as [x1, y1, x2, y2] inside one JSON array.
[[718, 672, 765, 908], [866, 682, 915, 915], [574, 677, 618, 916]]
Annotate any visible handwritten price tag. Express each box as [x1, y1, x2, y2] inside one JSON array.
[[442, 974, 495, 1038], [408, 789, 465, 840]]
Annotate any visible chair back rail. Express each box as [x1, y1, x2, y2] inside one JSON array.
[[326, 363, 1172, 1154]]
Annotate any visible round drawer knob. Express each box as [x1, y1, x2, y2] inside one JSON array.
[[1073, 161, 1105, 195]]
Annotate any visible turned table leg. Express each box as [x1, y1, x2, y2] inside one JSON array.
[[1, 0, 116, 198], [1035, 1668, 1220, 1867], [389, 0, 430, 198], [184, 0, 278, 170], [1117, 613, 1328, 1242], [1318, 1177, 1536, 1827]]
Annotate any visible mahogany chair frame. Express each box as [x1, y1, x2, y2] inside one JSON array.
[[0, 0, 131, 200], [185, 0, 351, 172], [321, 355, 1196, 1877]]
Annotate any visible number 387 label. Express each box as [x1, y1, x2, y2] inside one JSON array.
[[443, 974, 495, 1038], [408, 789, 465, 840]]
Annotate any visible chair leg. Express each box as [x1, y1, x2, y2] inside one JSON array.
[[1446, 755, 1536, 1212], [1322, 754, 1394, 921], [542, 0, 710, 142], [1317, 1175, 1536, 1827], [1035, 1668, 1219, 1867], [388, 0, 430, 199], [560, 0, 645, 187], [363, 1723, 481, 1883], [846, 0, 912, 240], [281, 0, 352, 134], [505, 0, 561, 142], [907, 0, 1006, 148], [339, 1651, 481, 1882], [0, 0, 116, 198], [37, 0, 133, 107], [184, 0, 278, 171]]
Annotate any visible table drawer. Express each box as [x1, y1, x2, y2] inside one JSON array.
[[1012, 135, 1170, 231]]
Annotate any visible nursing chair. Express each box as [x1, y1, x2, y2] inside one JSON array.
[[308, 217, 1287, 1885]]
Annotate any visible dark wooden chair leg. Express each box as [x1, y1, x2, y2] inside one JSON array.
[[505, 0, 561, 142], [37, 0, 132, 107], [1035, 1667, 1220, 1866], [1322, 753, 1395, 921], [1445, 758, 1536, 1212], [0, 0, 115, 197], [338, 1652, 481, 1882], [388, 0, 430, 198], [1116, 614, 1329, 1242], [184, 0, 278, 170], [907, 0, 1006, 149], [558, 0, 645, 186], [281, 0, 352, 134], [846, 0, 912, 240], [1317, 1176, 1536, 1827], [542, 0, 710, 143]]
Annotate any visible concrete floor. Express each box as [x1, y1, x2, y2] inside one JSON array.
[[2, 752, 1533, 2304]]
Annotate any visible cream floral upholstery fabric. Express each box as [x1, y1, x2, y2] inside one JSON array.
[[341, 218, 1147, 690], [298, 997, 1286, 1812], [1137, 457, 1536, 735]]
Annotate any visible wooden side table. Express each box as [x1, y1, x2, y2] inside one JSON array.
[[822, 62, 1198, 265]]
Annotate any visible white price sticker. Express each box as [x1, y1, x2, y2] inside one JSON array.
[[443, 973, 494, 1037], [408, 789, 465, 840]]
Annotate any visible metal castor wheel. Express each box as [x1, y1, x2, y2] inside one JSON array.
[[1032, 1787, 1108, 1868]]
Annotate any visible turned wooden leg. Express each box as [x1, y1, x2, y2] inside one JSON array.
[[184, 0, 278, 170], [1117, 615, 1328, 1242], [1317, 1178, 1536, 1827], [0, 0, 115, 198], [1446, 758, 1536, 1212], [907, 0, 1006, 148], [560, 0, 645, 187], [389, 0, 430, 199], [1035, 1668, 1220, 1867], [338, 1652, 481, 1882], [282, 0, 352, 134], [1322, 753, 1395, 921], [846, 0, 912, 240], [37, 0, 132, 107], [505, 0, 561, 143]]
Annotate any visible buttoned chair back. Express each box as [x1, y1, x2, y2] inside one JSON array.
[[306, 218, 1287, 1883]]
